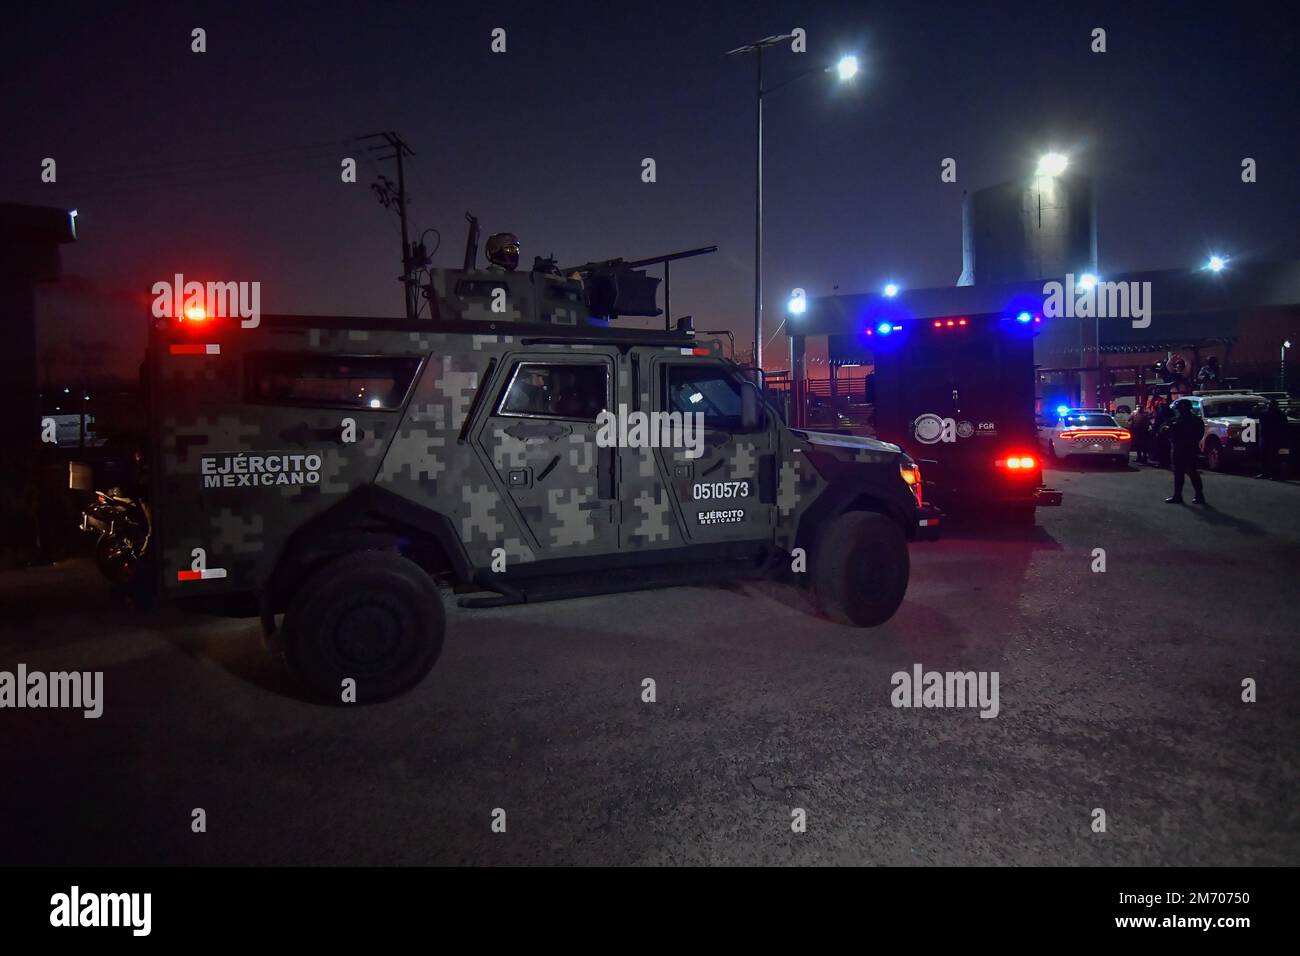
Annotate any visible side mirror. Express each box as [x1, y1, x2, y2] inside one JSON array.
[[741, 382, 763, 430]]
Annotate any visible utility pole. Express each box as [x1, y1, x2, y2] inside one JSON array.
[[725, 35, 859, 373], [359, 131, 417, 319]]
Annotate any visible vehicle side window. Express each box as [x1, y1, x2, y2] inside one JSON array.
[[246, 354, 421, 410], [665, 364, 752, 430], [497, 362, 607, 421]]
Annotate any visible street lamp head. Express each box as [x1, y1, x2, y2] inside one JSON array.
[[1206, 255, 1227, 272], [883, 282, 899, 298], [1285, 340, 1292, 349], [1037, 152, 1069, 177], [787, 291, 807, 315], [1078, 272, 1098, 291], [836, 56, 859, 81]]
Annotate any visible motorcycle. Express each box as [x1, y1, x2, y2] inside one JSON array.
[[81, 488, 150, 587]]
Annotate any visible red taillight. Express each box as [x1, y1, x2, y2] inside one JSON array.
[[1060, 429, 1129, 440], [997, 455, 1037, 470]]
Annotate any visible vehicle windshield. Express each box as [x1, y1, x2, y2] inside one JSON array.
[[1202, 400, 1261, 418], [1062, 413, 1116, 428]]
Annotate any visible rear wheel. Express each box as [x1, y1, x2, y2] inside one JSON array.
[[811, 511, 910, 627], [95, 533, 140, 587], [281, 551, 445, 704], [1204, 440, 1226, 472]]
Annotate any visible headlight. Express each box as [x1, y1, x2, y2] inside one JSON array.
[[899, 460, 922, 505]]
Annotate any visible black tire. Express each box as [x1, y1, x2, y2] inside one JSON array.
[[811, 511, 910, 627], [1204, 441, 1226, 472], [281, 550, 445, 704], [95, 533, 139, 587], [1113, 455, 1129, 468]]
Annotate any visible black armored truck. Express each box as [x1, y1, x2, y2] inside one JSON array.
[[142, 240, 940, 701]]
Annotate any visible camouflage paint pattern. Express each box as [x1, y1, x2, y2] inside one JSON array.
[[150, 267, 916, 600]]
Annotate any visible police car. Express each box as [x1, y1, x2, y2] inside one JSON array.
[[1037, 407, 1131, 467]]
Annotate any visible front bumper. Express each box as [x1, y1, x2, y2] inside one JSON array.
[[915, 503, 943, 541]]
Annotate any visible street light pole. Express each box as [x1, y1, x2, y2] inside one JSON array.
[[726, 37, 859, 373]]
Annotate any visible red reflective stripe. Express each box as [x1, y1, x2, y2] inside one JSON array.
[[177, 568, 227, 581]]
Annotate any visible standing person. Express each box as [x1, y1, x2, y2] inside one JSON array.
[[1152, 397, 1173, 469], [1197, 355, 1221, 389], [1129, 404, 1150, 463], [1255, 399, 1288, 480], [1169, 356, 1188, 391], [1165, 398, 1206, 504]]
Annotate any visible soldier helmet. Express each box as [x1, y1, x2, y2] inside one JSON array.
[[485, 232, 520, 271]]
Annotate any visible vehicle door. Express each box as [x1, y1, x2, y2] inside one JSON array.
[[637, 354, 776, 544], [471, 352, 620, 558]]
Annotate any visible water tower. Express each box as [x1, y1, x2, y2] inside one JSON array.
[[958, 165, 1096, 287]]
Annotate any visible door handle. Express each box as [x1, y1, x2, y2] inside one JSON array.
[[758, 454, 777, 503], [596, 446, 616, 499]]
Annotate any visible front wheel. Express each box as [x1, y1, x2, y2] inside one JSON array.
[[811, 511, 910, 627], [95, 533, 140, 587], [281, 551, 446, 704], [1204, 441, 1226, 472]]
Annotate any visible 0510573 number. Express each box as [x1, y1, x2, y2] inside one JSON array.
[[693, 481, 750, 500]]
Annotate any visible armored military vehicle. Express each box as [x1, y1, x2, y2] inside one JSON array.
[[143, 242, 939, 702]]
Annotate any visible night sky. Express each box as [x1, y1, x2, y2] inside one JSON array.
[[5, 0, 1298, 376]]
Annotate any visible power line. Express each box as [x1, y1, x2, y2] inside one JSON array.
[[357, 131, 418, 320]]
